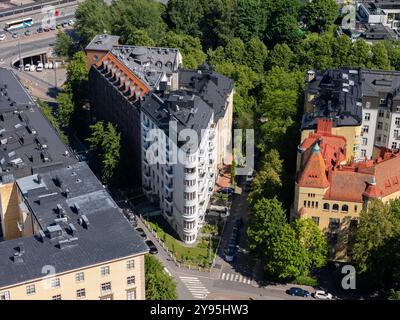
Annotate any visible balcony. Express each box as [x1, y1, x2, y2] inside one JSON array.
[[142, 141, 150, 150], [165, 166, 173, 177], [165, 182, 173, 192], [143, 170, 151, 180], [141, 120, 150, 131], [208, 142, 215, 151], [165, 197, 173, 205], [209, 129, 215, 140]]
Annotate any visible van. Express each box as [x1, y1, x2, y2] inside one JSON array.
[[36, 63, 43, 72]]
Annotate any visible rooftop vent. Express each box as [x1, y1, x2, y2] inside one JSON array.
[[13, 252, 24, 263], [38, 229, 46, 242], [69, 223, 77, 234], [47, 224, 63, 239], [79, 215, 90, 229]]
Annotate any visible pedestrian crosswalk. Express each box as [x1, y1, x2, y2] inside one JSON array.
[[220, 272, 252, 284], [179, 276, 210, 299]]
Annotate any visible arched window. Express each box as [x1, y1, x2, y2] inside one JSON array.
[[323, 203, 330, 211], [332, 204, 339, 211], [342, 204, 349, 212]]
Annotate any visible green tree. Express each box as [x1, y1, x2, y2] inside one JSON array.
[[233, 0, 267, 42], [331, 35, 352, 67], [75, 0, 112, 45], [248, 149, 283, 206], [111, 0, 167, 43], [247, 197, 287, 255], [265, 223, 309, 279], [66, 51, 88, 105], [145, 255, 178, 300], [352, 200, 397, 273], [304, 0, 339, 33], [384, 40, 400, 70], [348, 38, 371, 68], [293, 218, 328, 269], [244, 38, 268, 73], [86, 121, 121, 184], [224, 38, 246, 65], [297, 33, 334, 70], [57, 92, 74, 128], [126, 28, 155, 46], [369, 41, 391, 70], [54, 31, 74, 58], [158, 31, 206, 69], [165, 0, 204, 37], [267, 43, 294, 71], [37, 99, 69, 145]]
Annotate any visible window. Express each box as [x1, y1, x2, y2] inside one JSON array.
[[396, 117, 400, 125], [184, 167, 195, 174], [323, 203, 330, 211], [127, 289, 136, 300], [303, 200, 307, 207], [362, 125, 369, 133], [362, 138, 368, 146], [184, 220, 196, 230], [377, 122, 383, 130], [376, 135, 382, 143], [395, 130, 399, 138], [332, 204, 339, 212], [341, 204, 349, 212], [361, 149, 367, 158], [127, 276, 136, 286], [26, 285, 35, 295], [51, 278, 60, 289], [392, 142, 397, 149], [385, 123, 389, 131], [396, 106, 400, 113], [127, 260, 135, 270], [350, 219, 359, 229], [329, 218, 340, 229], [354, 205, 358, 212], [101, 282, 112, 293], [101, 266, 110, 276], [184, 191, 196, 200], [379, 110, 384, 118], [380, 98, 386, 105], [184, 206, 196, 215], [0, 291, 10, 300], [383, 135, 387, 143], [184, 179, 196, 187], [76, 289, 86, 299], [364, 113, 370, 121], [312, 216, 320, 226], [365, 101, 371, 108], [75, 272, 84, 283], [52, 294, 62, 300], [185, 234, 195, 242]]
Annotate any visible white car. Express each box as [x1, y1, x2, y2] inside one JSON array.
[[0, 34, 6, 41], [36, 63, 43, 72], [29, 64, 36, 72], [313, 290, 333, 300], [24, 64, 31, 71], [68, 19, 75, 26]]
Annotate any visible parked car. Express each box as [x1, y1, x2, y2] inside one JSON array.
[[287, 287, 310, 298], [12, 32, 18, 38], [56, 24, 62, 29], [44, 26, 50, 32], [224, 247, 236, 262], [36, 63, 43, 72], [234, 217, 243, 229], [313, 290, 333, 300], [62, 20, 69, 27], [24, 64, 31, 71], [68, 19, 75, 26], [218, 187, 234, 195], [29, 64, 36, 72], [37, 27, 44, 33], [0, 34, 6, 41], [146, 240, 158, 254], [135, 227, 147, 239], [50, 25, 56, 31], [24, 29, 31, 36]]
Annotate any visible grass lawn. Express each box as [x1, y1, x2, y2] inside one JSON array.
[[292, 274, 319, 287], [147, 216, 218, 269]]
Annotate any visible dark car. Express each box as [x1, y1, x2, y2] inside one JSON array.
[[224, 247, 236, 262], [135, 227, 147, 239], [50, 25, 56, 31], [218, 187, 234, 195], [37, 27, 44, 33], [234, 217, 243, 229], [44, 26, 50, 32], [231, 228, 239, 241], [24, 29, 31, 36], [146, 240, 158, 254], [287, 287, 310, 297], [12, 32, 18, 38]]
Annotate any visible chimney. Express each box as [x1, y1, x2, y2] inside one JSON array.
[[36, 174, 42, 184], [306, 70, 316, 82]]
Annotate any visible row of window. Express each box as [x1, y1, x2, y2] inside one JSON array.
[[304, 201, 357, 213], [25, 277, 136, 297], [184, 191, 196, 200]]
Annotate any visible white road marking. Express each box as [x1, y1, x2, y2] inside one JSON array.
[[179, 276, 210, 299], [220, 273, 253, 285]]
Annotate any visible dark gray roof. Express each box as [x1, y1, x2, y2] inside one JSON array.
[[111, 45, 181, 89], [302, 68, 363, 130], [362, 23, 398, 41], [0, 162, 148, 288], [0, 68, 77, 181], [141, 91, 213, 148], [86, 34, 120, 52], [179, 66, 233, 120]]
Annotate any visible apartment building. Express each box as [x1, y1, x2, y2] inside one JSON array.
[[304, 68, 400, 162], [0, 68, 148, 300], [357, 0, 400, 30], [87, 35, 234, 244], [293, 118, 400, 261]]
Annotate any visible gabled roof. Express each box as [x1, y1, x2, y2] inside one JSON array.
[[298, 143, 329, 188]]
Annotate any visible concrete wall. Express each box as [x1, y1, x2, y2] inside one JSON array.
[[0, 182, 22, 240]]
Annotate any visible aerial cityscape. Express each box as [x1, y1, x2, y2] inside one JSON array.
[[1, 0, 400, 307]]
